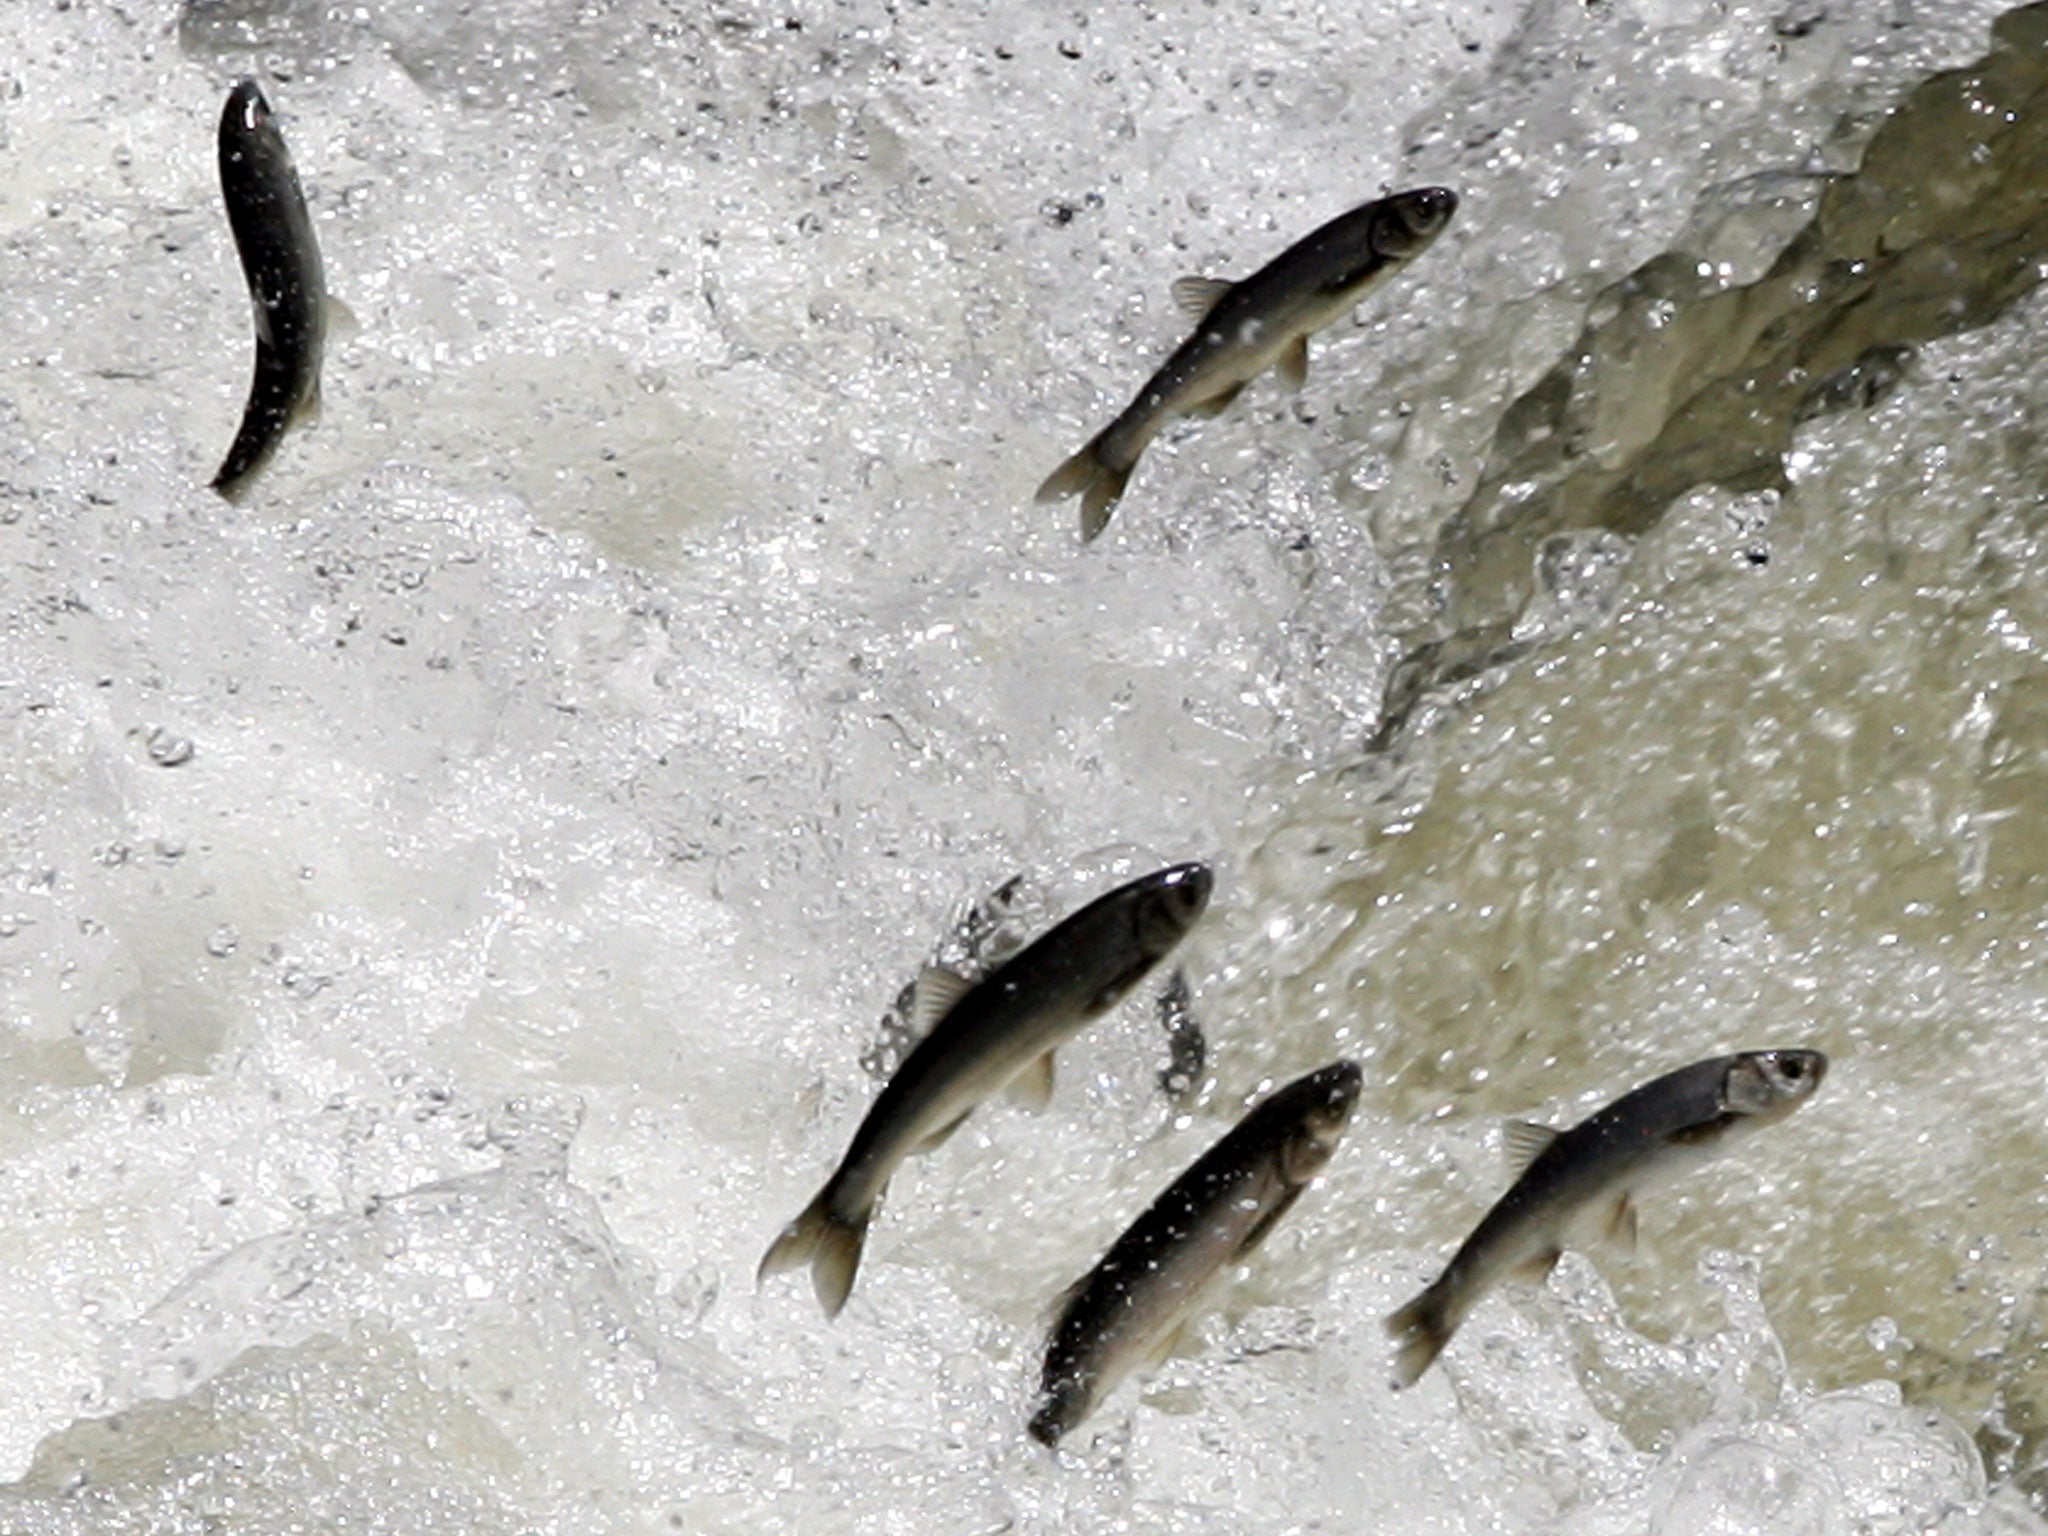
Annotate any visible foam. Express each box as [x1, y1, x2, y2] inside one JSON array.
[[1, 0, 2042, 1530]]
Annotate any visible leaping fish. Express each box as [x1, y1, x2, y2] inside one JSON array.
[[1037, 186, 1458, 541], [1030, 1059, 1362, 1446], [211, 78, 326, 500], [1386, 1049, 1827, 1388], [759, 862, 1214, 1319]]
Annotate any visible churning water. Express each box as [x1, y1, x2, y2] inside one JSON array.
[[5, 0, 2048, 1530]]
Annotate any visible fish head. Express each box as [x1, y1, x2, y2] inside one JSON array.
[[1371, 187, 1459, 260], [1278, 1059, 1364, 1185], [1084, 862, 1214, 1013], [1720, 1049, 1828, 1118], [1129, 861, 1215, 962], [227, 79, 273, 137]]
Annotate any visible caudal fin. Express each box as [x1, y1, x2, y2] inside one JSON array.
[[1035, 437, 1133, 543], [1385, 1280, 1456, 1389], [757, 1190, 871, 1319]]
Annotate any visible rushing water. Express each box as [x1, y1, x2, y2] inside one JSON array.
[[5, 0, 2048, 1530]]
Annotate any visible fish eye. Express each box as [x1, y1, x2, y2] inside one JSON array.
[[1405, 188, 1457, 230], [1778, 1056, 1807, 1080]]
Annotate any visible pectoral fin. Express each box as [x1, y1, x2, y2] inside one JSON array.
[[1276, 334, 1309, 390], [1006, 1049, 1056, 1111], [914, 1110, 972, 1154], [325, 293, 360, 342], [1236, 1184, 1307, 1254], [1604, 1192, 1638, 1255], [1144, 1317, 1193, 1368]]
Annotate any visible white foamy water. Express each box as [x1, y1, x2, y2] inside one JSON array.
[[4, 0, 2048, 1530]]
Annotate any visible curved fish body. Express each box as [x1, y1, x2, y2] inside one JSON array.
[[759, 861, 1214, 1318], [211, 78, 325, 501], [1037, 186, 1458, 541], [1029, 1059, 1362, 1446], [1386, 1049, 1827, 1388]]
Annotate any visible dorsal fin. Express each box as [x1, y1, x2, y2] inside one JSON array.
[[1171, 275, 1235, 318], [1502, 1119, 1560, 1178], [909, 966, 974, 1034]]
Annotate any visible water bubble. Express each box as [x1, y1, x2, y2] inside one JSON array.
[[144, 728, 195, 767], [485, 1093, 585, 1174], [1651, 1429, 1841, 1536]]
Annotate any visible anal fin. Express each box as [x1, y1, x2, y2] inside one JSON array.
[[1183, 381, 1246, 420]]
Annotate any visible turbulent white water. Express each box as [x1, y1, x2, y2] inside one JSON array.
[[5, 0, 2048, 1530]]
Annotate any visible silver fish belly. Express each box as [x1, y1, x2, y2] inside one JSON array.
[[759, 861, 1214, 1318], [211, 78, 326, 501], [1037, 186, 1457, 542], [1386, 1048, 1826, 1387], [1029, 1059, 1362, 1446]]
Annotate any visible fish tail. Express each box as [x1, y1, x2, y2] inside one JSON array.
[[757, 1189, 871, 1319], [1385, 1277, 1458, 1389], [1035, 435, 1133, 542], [209, 413, 275, 502], [211, 348, 305, 501]]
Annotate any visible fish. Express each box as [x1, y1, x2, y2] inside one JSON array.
[[1036, 186, 1458, 541], [211, 78, 326, 501], [1385, 1048, 1827, 1388], [1029, 1059, 1363, 1446], [759, 861, 1215, 1318]]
